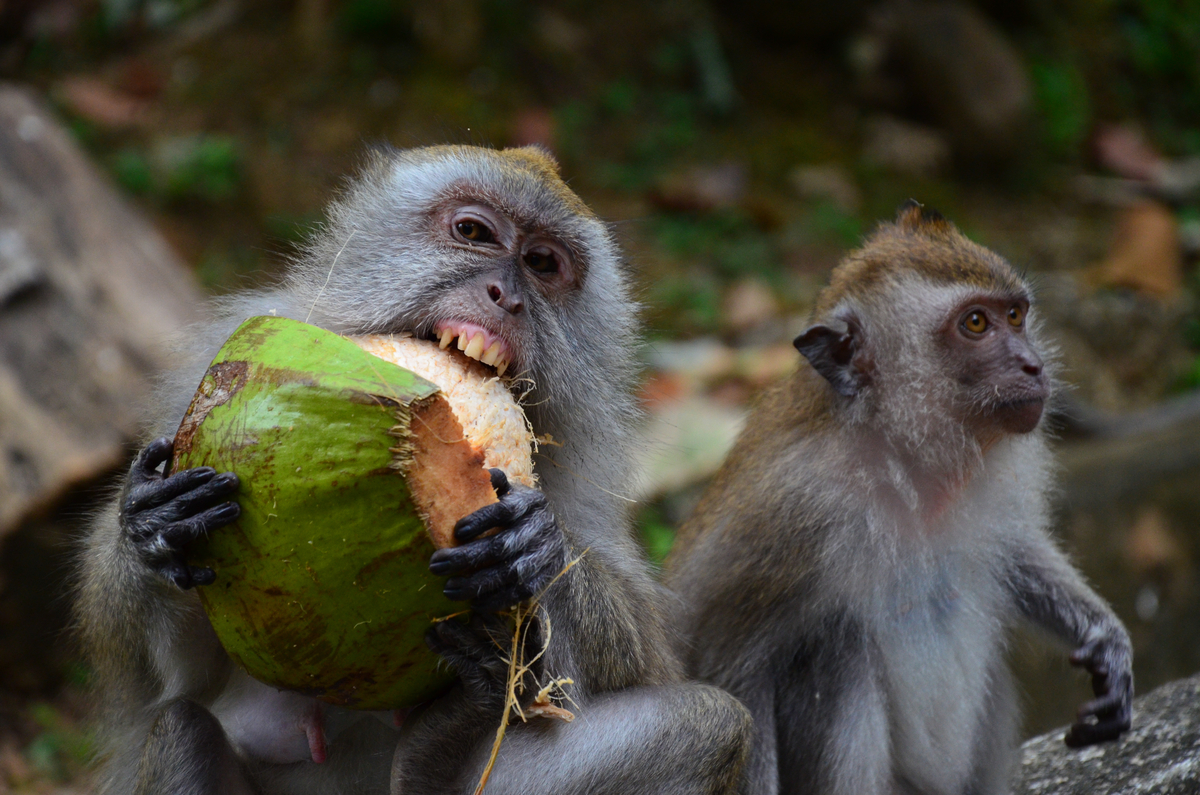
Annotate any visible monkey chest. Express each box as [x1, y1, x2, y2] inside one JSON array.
[[873, 566, 1005, 792]]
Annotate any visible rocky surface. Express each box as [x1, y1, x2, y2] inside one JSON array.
[[0, 84, 203, 540], [1016, 673, 1200, 794]]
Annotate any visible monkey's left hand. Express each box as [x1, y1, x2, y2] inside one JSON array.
[[1063, 629, 1133, 748], [429, 469, 568, 613], [425, 613, 528, 710]]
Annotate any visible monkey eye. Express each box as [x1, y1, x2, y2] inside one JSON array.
[[523, 248, 559, 274], [1007, 305, 1025, 327], [962, 310, 988, 334], [455, 220, 495, 244]]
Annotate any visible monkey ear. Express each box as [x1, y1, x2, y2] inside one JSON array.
[[793, 319, 870, 398]]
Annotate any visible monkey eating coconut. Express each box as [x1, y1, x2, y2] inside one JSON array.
[[171, 315, 535, 710]]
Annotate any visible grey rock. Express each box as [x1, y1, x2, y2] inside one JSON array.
[[1016, 674, 1200, 794], [0, 84, 203, 539]]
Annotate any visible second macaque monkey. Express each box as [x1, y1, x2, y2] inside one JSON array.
[[666, 202, 1133, 795]]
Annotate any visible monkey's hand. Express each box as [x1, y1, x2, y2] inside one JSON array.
[[1063, 629, 1133, 748], [426, 613, 535, 710], [120, 437, 240, 590], [429, 469, 568, 613]]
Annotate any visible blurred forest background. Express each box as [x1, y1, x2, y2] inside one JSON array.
[[1, 0, 1200, 791]]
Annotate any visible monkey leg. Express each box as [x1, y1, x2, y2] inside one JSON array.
[[134, 698, 257, 795], [774, 620, 892, 795], [392, 683, 751, 795], [963, 662, 1019, 795]]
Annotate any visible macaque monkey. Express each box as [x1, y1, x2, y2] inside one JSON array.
[[77, 145, 750, 795], [666, 202, 1133, 795]]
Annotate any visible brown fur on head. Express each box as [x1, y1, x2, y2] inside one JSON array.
[[814, 200, 1026, 319]]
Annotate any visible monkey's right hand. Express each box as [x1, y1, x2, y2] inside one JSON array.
[[119, 437, 240, 590]]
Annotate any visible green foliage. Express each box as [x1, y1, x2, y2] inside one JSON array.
[[23, 703, 94, 782], [1030, 61, 1091, 158], [642, 210, 784, 335], [101, 0, 210, 31], [805, 201, 863, 248], [1117, 0, 1200, 148], [1120, 0, 1200, 87], [265, 213, 322, 245], [111, 148, 153, 195], [164, 136, 240, 201], [195, 246, 262, 293], [108, 135, 242, 204], [649, 211, 779, 280], [636, 504, 676, 565], [1174, 355, 1200, 391], [645, 270, 723, 336], [339, 0, 411, 43]]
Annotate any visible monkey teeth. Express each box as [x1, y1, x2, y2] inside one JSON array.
[[433, 325, 512, 376], [463, 333, 485, 360]]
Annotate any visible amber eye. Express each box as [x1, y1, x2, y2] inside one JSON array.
[[963, 311, 988, 334], [524, 250, 559, 274], [455, 220, 494, 243], [1007, 305, 1024, 327]]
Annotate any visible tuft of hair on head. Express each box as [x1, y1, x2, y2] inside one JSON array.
[[894, 199, 953, 234], [502, 144, 563, 178]]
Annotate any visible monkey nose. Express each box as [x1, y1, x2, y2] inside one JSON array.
[[1019, 352, 1043, 377], [487, 282, 524, 315]]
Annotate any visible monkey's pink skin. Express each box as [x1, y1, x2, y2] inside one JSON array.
[[172, 315, 526, 709]]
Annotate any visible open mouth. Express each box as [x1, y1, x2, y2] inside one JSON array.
[[432, 321, 513, 376]]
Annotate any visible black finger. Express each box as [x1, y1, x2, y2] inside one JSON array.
[[154, 473, 240, 522], [127, 467, 220, 513], [443, 565, 520, 603], [470, 611, 513, 638], [1064, 715, 1130, 748], [161, 558, 194, 590], [160, 502, 240, 549], [472, 583, 536, 613], [134, 438, 176, 481], [1090, 671, 1112, 697], [489, 468, 511, 497], [190, 566, 216, 587], [1077, 689, 1125, 721], [454, 501, 515, 543], [427, 618, 500, 660], [430, 535, 509, 576]]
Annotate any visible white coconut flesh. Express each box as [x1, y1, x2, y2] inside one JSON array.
[[350, 335, 536, 548]]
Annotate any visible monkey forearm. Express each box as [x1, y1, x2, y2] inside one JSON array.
[[1005, 536, 1133, 745], [78, 501, 226, 703], [1005, 539, 1126, 647], [536, 549, 677, 695]]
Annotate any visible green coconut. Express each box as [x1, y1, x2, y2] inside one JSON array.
[[171, 315, 533, 709]]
